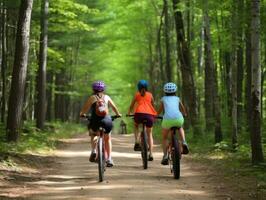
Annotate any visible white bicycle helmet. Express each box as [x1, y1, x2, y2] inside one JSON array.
[[164, 82, 177, 93]]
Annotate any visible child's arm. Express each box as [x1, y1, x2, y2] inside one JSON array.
[[108, 99, 122, 116], [151, 95, 155, 107], [157, 102, 164, 115], [127, 97, 136, 115], [80, 96, 94, 116], [179, 101, 187, 117]]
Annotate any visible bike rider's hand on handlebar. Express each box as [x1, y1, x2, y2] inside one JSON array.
[[80, 113, 86, 118]]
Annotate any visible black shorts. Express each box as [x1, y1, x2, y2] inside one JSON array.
[[88, 115, 113, 134], [134, 113, 155, 128]]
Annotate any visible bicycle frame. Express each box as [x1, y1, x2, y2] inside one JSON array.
[[168, 127, 181, 179], [97, 127, 106, 182], [126, 114, 149, 169], [140, 122, 148, 169]]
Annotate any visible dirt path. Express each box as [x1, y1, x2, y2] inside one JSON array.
[[1, 133, 228, 200]]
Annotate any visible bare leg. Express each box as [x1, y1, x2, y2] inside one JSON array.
[[146, 127, 153, 154], [162, 128, 169, 156], [134, 123, 139, 144], [91, 134, 97, 152], [178, 127, 185, 142], [104, 134, 112, 160], [89, 132, 98, 162]]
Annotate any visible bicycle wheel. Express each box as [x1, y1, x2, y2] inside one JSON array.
[[141, 131, 148, 169], [97, 137, 105, 182], [171, 133, 180, 179]]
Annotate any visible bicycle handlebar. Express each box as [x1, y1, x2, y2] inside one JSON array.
[[111, 115, 121, 121], [81, 115, 121, 121], [126, 114, 163, 119]]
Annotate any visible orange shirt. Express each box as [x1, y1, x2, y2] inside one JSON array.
[[134, 92, 157, 116]]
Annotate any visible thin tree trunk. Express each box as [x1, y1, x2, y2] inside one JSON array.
[[250, 0, 264, 163], [231, 1, 238, 148], [225, 51, 232, 117], [245, 0, 252, 128], [46, 71, 52, 121], [186, 0, 190, 49], [6, 0, 33, 142], [214, 65, 222, 143], [163, 0, 172, 81], [1, 1, 7, 123], [236, 0, 244, 132], [157, 5, 166, 83], [203, 3, 214, 130], [36, 0, 49, 129]]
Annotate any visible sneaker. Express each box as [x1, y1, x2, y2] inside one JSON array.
[[89, 152, 96, 162], [134, 143, 141, 151], [106, 159, 114, 167], [148, 153, 154, 161], [161, 155, 169, 165], [182, 141, 189, 154]]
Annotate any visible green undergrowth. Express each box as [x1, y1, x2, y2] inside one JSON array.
[[187, 131, 266, 187], [0, 121, 86, 155], [152, 120, 266, 187]]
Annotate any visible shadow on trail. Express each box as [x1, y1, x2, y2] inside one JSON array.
[[0, 134, 217, 200]]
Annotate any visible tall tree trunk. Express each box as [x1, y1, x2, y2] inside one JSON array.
[[250, 0, 264, 163], [157, 5, 166, 84], [172, 0, 200, 135], [163, 0, 172, 81], [245, 0, 252, 128], [186, 0, 191, 49], [203, 4, 214, 130], [6, 0, 33, 142], [231, 1, 238, 148], [1, 1, 7, 123], [54, 73, 62, 120], [36, 0, 49, 129], [203, 0, 222, 142], [224, 51, 232, 117], [46, 71, 53, 121], [236, 0, 244, 132]]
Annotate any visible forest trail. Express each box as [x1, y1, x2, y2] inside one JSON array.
[[1, 133, 233, 200]]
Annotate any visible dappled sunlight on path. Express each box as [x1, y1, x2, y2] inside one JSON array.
[[11, 133, 220, 200]]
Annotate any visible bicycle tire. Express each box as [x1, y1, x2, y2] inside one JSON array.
[[171, 133, 180, 179], [98, 137, 105, 182], [141, 131, 148, 169]]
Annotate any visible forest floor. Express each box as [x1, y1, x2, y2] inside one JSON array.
[[0, 133, 265, 200]]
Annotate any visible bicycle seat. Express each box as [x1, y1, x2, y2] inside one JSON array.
[[99, 127, 106, 132], [170, 127, 180, 131]]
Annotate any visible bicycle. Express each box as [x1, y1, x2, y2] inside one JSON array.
[[126, 114, 150, 169], [156, 116, 183, 179], [168, 126, 182, 179], [83, 115, 120, 182]]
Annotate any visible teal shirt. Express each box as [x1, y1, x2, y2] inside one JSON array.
[[161, 96, 183, 120]]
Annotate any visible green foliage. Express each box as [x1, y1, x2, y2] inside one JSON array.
[[0, 122, 85, 154], [186, 129, 266, 183]]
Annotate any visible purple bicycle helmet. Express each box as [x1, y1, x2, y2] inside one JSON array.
[[92, 81, 105, 92]]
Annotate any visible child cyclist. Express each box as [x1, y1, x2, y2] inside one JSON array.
[[80, 81, 122, 167], [157, 82, 189, 165], [128, 80, 157, 161]]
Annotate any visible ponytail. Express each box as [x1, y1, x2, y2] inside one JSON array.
[[140, 88, 146, 96]]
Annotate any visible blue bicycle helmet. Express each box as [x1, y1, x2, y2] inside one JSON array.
[[137, 80, 148, 91]]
